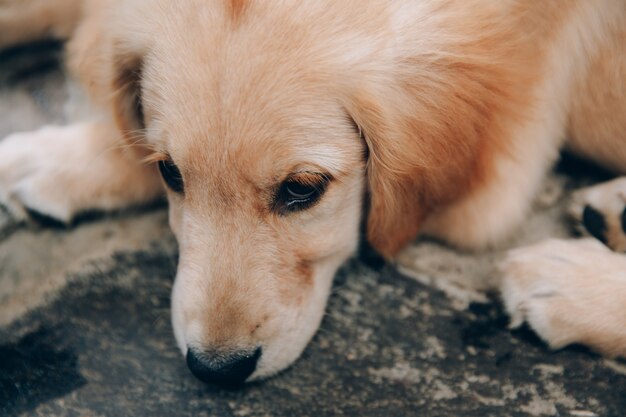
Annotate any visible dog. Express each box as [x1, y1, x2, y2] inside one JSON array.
[[1, 0, 625, 385]]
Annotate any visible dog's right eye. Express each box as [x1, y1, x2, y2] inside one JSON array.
[[158, 158, 184, 193]]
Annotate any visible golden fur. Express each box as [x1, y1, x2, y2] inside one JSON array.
[[1, 0, 625, 380]]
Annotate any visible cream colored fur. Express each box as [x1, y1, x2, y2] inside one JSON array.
[[501, 238, 626, 357]]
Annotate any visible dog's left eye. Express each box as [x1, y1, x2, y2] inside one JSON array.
[[274, 174, 329, 214], [158, 158, 184, 194]]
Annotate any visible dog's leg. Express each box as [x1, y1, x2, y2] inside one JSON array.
[[500, 238, 626, 357], [569, 177, 626, 252], [0, 0, 83, 49], [0, 121, 163, 222]]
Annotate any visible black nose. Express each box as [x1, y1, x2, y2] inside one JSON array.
[[186, 347, 261, 386]]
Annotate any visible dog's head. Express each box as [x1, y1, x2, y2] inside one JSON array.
[[107, 0, 519, 384]]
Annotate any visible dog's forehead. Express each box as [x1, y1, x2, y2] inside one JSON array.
[[151, 105, 358, 186], [142, 64, 360, 183], [137, 0, 372, 188]]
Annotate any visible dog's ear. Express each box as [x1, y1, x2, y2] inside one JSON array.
[[64, 3, 148, 142], [346, 66, 513, 258], [347, 90, 431, 259], [111, 49, 145, 138]]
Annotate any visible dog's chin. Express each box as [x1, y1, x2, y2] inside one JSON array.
[[245, 323, 321, 382], [247, 297, 332, 381], [247, 252, 355, 381]]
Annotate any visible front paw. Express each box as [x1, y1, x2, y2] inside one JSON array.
[[0, 125, 88, 223], [500, 238, 626, 356]]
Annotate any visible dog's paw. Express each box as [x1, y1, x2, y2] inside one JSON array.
[[0, 125, 96, 223], [500, 238, 626, 356], [569, 177, 626, 252]]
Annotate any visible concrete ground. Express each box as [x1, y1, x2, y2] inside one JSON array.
[[1, 42, 625, 417]]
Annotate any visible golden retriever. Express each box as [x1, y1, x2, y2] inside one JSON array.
[[1, 0, 625, 385]]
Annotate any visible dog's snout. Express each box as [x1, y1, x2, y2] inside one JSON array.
[[186, 346, 261, 386]]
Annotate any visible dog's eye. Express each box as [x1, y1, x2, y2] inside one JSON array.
[[275, 174, 329, 214], [158, 158, 184, 193]]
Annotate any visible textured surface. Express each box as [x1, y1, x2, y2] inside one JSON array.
[[1, 43, 625, 417]]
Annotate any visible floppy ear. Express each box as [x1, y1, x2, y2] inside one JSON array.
[[106, 40, 160, 161], [65, 9, 149, 150], [111, 49, 145, 139], [63, 1, 148, 140], [346, 62, 518, 258], [346, 89, 433, 259]]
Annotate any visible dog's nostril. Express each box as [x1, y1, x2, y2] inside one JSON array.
[[186, 347, 261, 386]]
